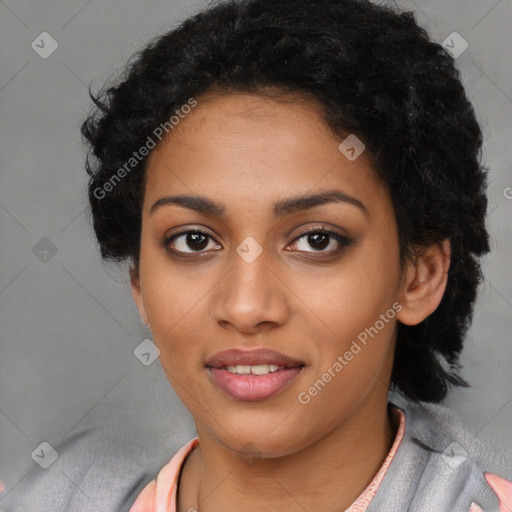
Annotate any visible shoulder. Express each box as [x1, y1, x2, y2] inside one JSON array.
[[0, 423, 177, 512], [367, 396, 512, 512], [129, 437, 199, 512], [406, 399, 512, 511], [404, 399, 512, 477]]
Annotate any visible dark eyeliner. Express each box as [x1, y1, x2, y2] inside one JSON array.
[[161, 227, 352, 256], [291, 227, 353, 255], [161, 228, 212, 250]]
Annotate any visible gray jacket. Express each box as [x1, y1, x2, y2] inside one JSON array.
[[0, 423, 168, 512]]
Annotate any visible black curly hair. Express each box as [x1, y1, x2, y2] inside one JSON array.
[[81, 0, 490, 404]]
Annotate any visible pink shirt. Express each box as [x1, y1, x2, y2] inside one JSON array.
[[129, 406, 512, 512]]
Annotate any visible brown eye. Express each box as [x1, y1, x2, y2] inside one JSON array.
[[306, 232, 330, 251], [164, 230, 221, 254], [289, 228, 352, 254]]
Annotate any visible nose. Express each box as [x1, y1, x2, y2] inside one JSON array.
[[211, 245, 290, 335]]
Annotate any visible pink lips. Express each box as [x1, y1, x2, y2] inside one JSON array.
[[206, 348, 303, 369], [205, 348, 304, 401]]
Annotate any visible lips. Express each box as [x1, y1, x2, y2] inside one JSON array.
[[205, 348, 304, 401], [205, 348, 303, 369]]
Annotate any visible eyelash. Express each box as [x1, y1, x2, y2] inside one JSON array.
[[162, 227, 352, 258]]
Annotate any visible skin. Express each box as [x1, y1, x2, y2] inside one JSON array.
[[130, 91, 451, 512]]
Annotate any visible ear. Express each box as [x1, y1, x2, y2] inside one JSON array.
[[129, 264, 148, 326], [396, 239, 451, 326]]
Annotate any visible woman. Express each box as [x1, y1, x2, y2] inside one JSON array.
[[3, 0, 511, 510], [86, 0, 512, 510]]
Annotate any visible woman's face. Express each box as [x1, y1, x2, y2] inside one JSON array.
[[132, 91, 406, 456]]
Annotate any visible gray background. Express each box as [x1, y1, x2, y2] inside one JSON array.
[[0, 0, 511, 496]]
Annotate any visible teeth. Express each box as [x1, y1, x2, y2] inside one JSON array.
[[251, 364, 273, 375], [225, 364, 281, 375]]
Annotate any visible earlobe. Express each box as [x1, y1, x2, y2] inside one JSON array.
[[129, 265, 149, 327], [396, 239, 451, 326]]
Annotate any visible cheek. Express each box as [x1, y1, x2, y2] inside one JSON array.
[[138, 253, 212, 373], [294, 241, 400, 340], [139, 234, 212, 323], [290, 232, 400, 392], [293, 317, 397, 435]]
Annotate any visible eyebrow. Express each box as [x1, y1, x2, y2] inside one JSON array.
[[149, 189, 368, 218]]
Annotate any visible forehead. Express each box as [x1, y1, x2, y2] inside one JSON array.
[[143, 92, 386, 215]]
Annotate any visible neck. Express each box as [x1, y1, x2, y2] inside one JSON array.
[[177, 395, 398, 512]]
